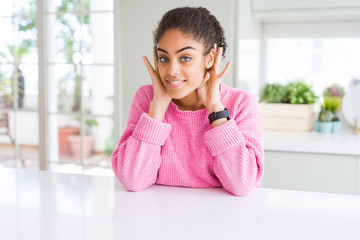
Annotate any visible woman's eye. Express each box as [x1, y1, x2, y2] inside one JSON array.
[[159, 57, 168, 62], [181, 57, 191, 62]]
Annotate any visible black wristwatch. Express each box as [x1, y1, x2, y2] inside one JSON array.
[[208, 108, 230, 124]]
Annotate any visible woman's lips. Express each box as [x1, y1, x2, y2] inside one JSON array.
[[166, 80, 186, 88]]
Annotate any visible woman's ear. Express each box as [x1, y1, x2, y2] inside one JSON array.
[[205, 47, 215, 69]]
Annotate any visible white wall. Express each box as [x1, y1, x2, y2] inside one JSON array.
[[119, 0, 237, 131], [236, 0, 262, 95]]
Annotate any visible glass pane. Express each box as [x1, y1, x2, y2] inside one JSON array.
[[14, 0, 37, 16], [15, 111, 38, 169], [0, 64, 15, 109], [0, 111, 15, 168], [19, 64, 38, 110], [16, 17, 37, 64], [47, 14, 82, 64], [82, 13, 113, 64], [48, 64, 81, 113], [84, 116, 113, 172], [47, 0, 81, 13], [83, 65, 113, 115], [0, 1, 14, 16], [0, 18, 15, 64], [48, 114, 81, 164], [267, 38, 360, 95], [87, 0, 113, 11]]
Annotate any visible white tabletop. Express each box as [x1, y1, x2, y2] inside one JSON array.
[[1, 168, 360, 240]]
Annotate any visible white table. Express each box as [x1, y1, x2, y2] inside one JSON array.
[[1, 168, 360, 240]]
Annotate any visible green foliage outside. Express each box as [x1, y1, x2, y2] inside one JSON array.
[[73, 116, 99, 135], [261, 81, 318, 104], [56, 0, 90, 112], [0, 0, 36, 108]]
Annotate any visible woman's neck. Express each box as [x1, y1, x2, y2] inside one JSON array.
[[172, 90, 205, 111]]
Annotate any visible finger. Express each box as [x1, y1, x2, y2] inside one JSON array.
[[214, 47, 223, 73], [153, 45, 158, 71], [218, 61, 232, 82], [203, 72, 210, 83], [143, 56, 155, 75], [198, 72, 210, 89]]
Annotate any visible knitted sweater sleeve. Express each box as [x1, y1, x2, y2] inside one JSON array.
[[204, 92, 264, 196], [111, 86, 171, 192]]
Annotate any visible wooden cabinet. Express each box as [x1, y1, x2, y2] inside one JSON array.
[[262, 151, 359, 195]]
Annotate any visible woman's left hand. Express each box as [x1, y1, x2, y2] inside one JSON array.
[[197, 44, 232, 113]]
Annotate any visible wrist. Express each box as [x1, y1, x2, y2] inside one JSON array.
[[207, 103, 225, 114], [211, 117, 228, 128], [148, 99, 170, 122]]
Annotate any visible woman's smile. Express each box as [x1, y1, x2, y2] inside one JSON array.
[[166, 79, 187, 88]]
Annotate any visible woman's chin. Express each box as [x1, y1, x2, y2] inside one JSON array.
[[167, 90, 187, 100]]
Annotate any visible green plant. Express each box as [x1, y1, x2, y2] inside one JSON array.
[[56, 0, 91, 112], [0, 72, 13, 107], [0, 0, 36, 108], [260, 81, 317, 104], [285, 81, 317, 104], [324, 97, 341, 121], [318, 105, 332, 122], [73, 116, 98, 135], [318, 97, 341, 122], [260, 83, 287, 103]]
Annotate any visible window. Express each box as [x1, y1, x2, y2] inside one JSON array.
[[0, 0, 117, 176], [266, 38, 360, 95], [0, 0, 39, 169], [46, 0, 114, 175], [262, 21, 360, 95]]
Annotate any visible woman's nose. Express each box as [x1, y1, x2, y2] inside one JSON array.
[[167, 60, 181, 76]]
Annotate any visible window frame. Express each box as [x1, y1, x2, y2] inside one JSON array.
[[36, 0, 120, 171]]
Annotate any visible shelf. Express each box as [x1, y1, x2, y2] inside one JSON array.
[[264, 128, 360, 155]]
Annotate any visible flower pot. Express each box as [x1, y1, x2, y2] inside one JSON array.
[[68, 135, 94, 159], [319, 122, 332, 133], [58, 127, 80, 155], [314, 121, 320, 132], [259, 103, 314, 131], [332, 121, 341, 133]]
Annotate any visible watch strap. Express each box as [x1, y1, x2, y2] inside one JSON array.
[[208, 108, 230, 124]]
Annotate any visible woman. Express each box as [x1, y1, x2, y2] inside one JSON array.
[[111, 7, 264, 196]]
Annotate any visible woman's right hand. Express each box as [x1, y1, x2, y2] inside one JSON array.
[[143, 46, 172, 121]]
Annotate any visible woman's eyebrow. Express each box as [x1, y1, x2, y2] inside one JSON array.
[[157, 46, 196, 54], [176, 46, 196, 53]]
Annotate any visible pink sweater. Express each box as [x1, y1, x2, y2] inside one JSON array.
[[111, 84, 264, 196]]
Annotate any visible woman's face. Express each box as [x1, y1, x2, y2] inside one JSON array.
[[156, 29, 212, 100]]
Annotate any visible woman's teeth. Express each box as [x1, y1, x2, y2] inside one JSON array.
[[169, 80, 183, 84]]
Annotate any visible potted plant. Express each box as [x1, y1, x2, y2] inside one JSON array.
[[259, 81, 318, 131], [315, 97, 341, 133], [58, 125, 80, 155], [68, 116, 98, 159], [323, 83, 344, 111]]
